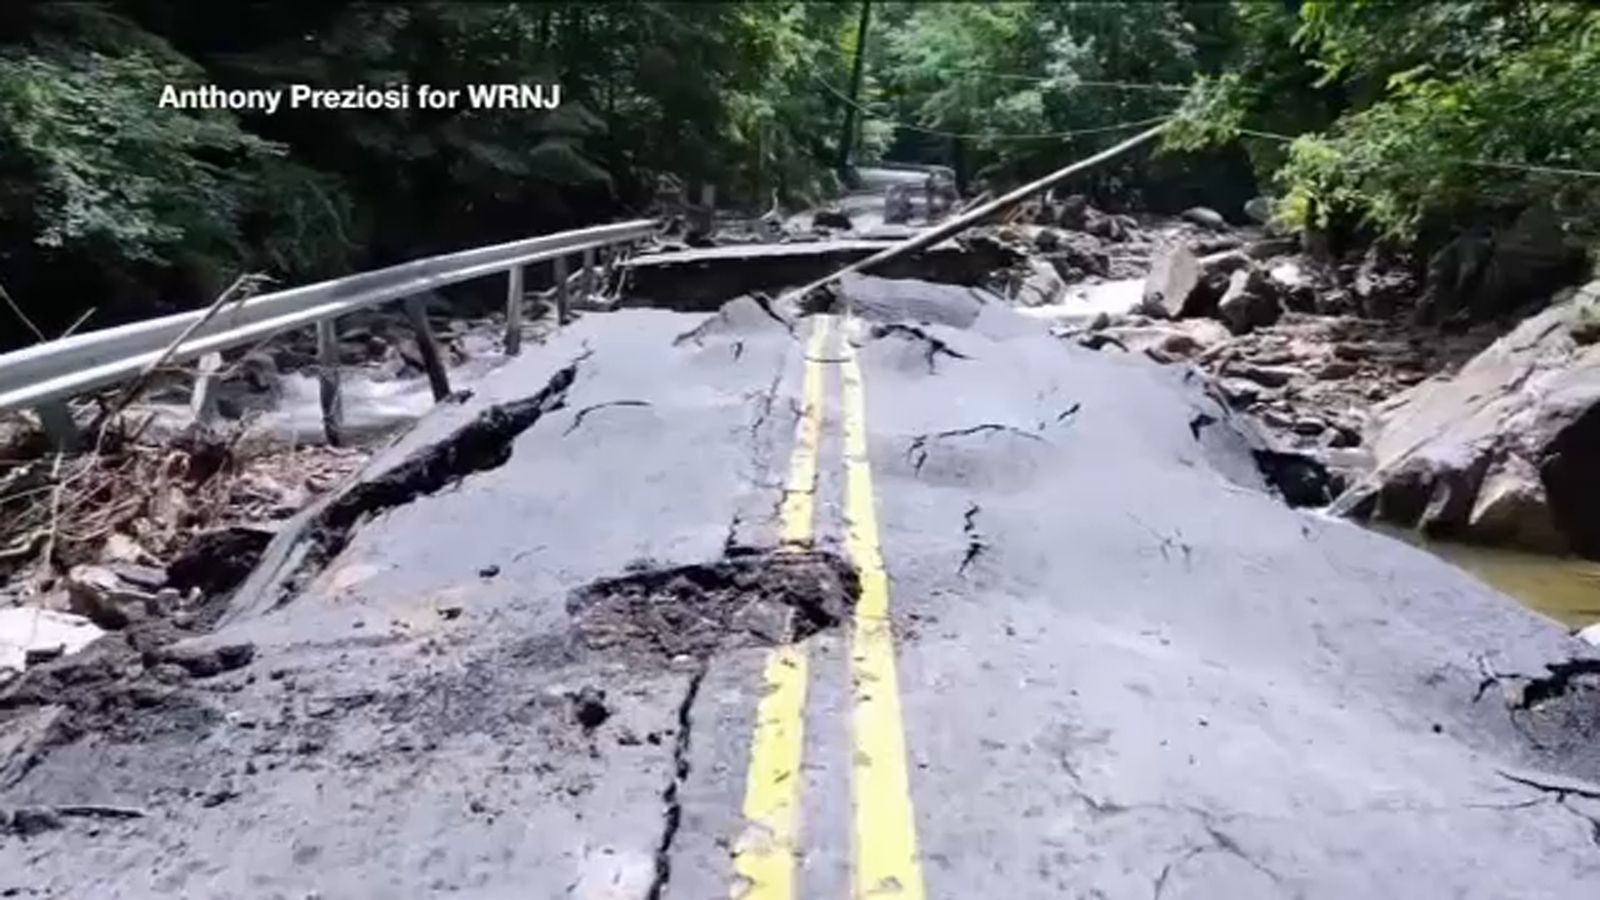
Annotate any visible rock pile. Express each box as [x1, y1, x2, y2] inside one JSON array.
[[1333, 281, 1600, 557], [1042, 202, 1596, 560]]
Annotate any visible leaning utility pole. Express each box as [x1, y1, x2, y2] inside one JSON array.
[[785, 121, 1171, 313], [835, 0, 872, 185]]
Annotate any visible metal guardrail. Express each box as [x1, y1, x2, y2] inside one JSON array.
[[0, 219, 656, 445]]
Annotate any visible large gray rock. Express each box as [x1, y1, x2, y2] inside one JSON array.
[[1013, 258, 1065, 307], [1216, 267, 1282, 334], [64, 565, 163, 629], [1418, 203, 1585, 323], [1139, 244, 1199, 319], [1180, 206, 1228, 231], [1333, 282, 1600, 556]]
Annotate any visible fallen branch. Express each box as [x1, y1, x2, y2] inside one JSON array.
[[0, 280, 45, 343], [93, 272, 270, 441]]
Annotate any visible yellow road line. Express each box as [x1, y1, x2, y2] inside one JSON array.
[[778, 316, 831, 551], [732, 315, 832, 899], [841, 336, 926, 900]]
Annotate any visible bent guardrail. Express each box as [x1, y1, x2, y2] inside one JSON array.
[[0, 219, 656, 447]]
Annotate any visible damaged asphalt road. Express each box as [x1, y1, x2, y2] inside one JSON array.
[[4, 293, 1600, 898]]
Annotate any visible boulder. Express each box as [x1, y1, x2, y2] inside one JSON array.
[[1216, 267, 1283, 335], [1014, 258, 1066, 307], [1267, 260, 1318, 313], [1084, 210, 1126, 241], [1044, 232, 1110, 279], [1180, 206, 1229, 231], [64, 565, 159, 630], [1055, 194, 1090, 229], [1243, 196, 1273, 225], [1139, 244, 1200, 319], [1351, 246, 1416, 319], [1188, 250, 1252, 318], [1332, 284, 1600, 556], [1417, 203, 1585, 323]]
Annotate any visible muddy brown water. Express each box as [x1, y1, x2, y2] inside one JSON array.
[[1369, 523, 1600, 628]]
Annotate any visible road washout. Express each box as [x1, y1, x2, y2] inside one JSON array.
[[3, 207, 1600, 895], [0, 301, 851, 897], [831, 292, 1600, 895]]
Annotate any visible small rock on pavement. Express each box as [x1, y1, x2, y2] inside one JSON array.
[[571, 686, 610, 732], [156, 641, 256, 678]]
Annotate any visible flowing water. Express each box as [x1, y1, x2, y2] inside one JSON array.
[[1369, 524, 1600, 628]]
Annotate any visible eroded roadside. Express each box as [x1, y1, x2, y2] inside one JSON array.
[[0, 305, 832, 898]]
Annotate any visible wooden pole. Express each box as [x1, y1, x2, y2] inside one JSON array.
[[505, 265, 525, 356], [403, 296, 452, 401], [836, 0, 873, 181], [781, 121, 1171, 313], [34, 401, 79, 454], [554, 255, 571, 325], [190, 351, 223, 426], [581, 247, 596, 306], [315, 319, 344, 447]]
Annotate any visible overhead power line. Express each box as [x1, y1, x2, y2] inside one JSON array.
[[1236, 127, 1600, 180], [809, 70, 1178, 142], [809, 40, 1189, 93]]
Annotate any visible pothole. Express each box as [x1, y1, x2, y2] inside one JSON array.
[[567, 551, 859, 663]]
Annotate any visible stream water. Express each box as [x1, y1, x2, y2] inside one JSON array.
[[1369, 524, 1600, 628]]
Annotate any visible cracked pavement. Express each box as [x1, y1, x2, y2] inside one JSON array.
[[4, 291, 1600, 897]]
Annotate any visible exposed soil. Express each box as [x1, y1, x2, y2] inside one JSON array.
[[568, 550, 859, 663]]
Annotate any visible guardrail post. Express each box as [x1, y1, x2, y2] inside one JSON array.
[[580, 247, 596, 306], [34, 401, 79, 454], [315, 319, 344, 447], [504, 265, 525, 356], [403, 296, 452, 401], [190, 352, 223, 426], [554, 255, 571, 325]]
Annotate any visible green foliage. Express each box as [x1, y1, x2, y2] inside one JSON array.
[[873, 1, 1198, 181], [1284, 3, 1600, 241], [1171, 0, 1600, 244], [0, 49, 278, 260], [2, 0, 1593, 345]]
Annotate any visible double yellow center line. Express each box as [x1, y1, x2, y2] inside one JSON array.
[[732, 316, 926, 899]]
